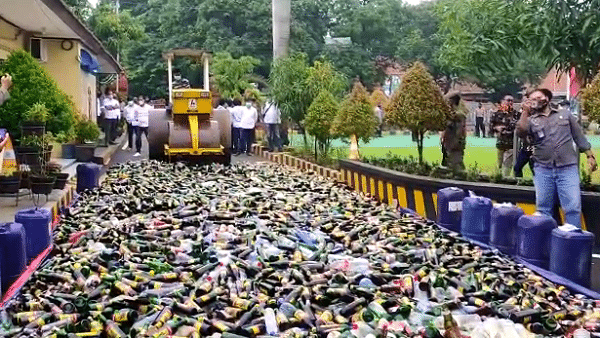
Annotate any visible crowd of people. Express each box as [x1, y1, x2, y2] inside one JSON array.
[[98, 90, 153, 157], [217, 98, 284, 156]]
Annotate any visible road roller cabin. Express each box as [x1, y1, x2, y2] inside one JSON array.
[[148, 48, 232, 164]]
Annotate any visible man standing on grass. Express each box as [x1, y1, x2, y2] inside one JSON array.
[[491, 95, 519, 176], [263, 100, 282, 152], [474, 103, 486, 137], [441, 91, 466, 172], [517, 88, 597, 228]]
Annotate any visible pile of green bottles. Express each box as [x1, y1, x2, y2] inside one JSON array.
[[1, 161, 599, 338]]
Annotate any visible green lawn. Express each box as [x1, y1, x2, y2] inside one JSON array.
[[287, 131, 600, 183]]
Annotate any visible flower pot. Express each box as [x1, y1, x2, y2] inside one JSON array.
[[30, 175, 56, 195], [19, 171, 29, 189], [14, 147, 42, 169], [53, 173, 69, 190], [0, 174, 20, 194], [61, 143, 76, 159], [20, 123, 45, 137], [75, 144, 96, 162]]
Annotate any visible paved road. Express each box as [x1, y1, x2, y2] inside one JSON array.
[[107, 132, 266, 167]]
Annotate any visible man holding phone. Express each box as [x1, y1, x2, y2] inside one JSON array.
[[0, 74, 13, 105], [517, 88, 597, 228]]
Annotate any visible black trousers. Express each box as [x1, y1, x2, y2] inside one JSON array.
[[232, 127, 240, 153], [514, 148, 534, 177], [127, 123, 136, 149], [267, 124, 281, 151], [136, 126, 148, 153], [475, 117, 485, 137], [105, 118, 117, 144], [240, 128, 254, 154]]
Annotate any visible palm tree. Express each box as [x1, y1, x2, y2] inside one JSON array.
[[272, 0, 291, 59]]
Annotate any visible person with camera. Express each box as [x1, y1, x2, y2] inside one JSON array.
[[517, 88, 597, 228]]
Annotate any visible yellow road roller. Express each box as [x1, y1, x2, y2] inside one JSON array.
[[148, 49, 231, 164]]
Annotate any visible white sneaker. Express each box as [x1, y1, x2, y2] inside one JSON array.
[[121, 143, 128, 150], [134, 152, 141, 157]]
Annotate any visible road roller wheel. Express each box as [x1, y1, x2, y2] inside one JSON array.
[[212, 109, 232, 150], [148, 109, 170, 161]]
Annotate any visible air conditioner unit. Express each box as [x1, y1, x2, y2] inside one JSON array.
[[30, 38, 47, 62]]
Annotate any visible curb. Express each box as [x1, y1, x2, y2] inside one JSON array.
[[251, 144, 341, 182]]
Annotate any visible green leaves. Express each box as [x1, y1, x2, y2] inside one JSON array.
[[581, 73, 600, 123], [304, 90, 339, 153], [212, 52, 260, 100], [0, 50, 75, 138], [332, 82, 378, 143], [385, 62, 449, 135]]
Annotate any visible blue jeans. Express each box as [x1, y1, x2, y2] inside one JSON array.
[[534, 164, 581, 228]]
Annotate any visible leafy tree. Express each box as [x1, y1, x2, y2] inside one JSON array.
[[212, 52, 260, 100], [306, 61, 347, 100], [332, 82, 378, 159], [87, 1, 146, 58], [436, 0, 547, 95], [270, 55, 346, 145], [304, 90, 339, 161], [269, 53, 311, 134], [385, 62, 450, 164], [581, 73, 600, 123], [63, 0, 91, 19], [0, 50, 75, 138], [370, 88, 389, 108]]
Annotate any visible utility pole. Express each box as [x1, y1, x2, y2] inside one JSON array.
[[115, 0, 120, 93], [272, 0, 291, 59]]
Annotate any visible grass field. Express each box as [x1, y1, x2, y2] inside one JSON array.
[[287, 131, 600, 183]]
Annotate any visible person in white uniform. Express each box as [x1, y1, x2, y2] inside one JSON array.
[[239, 100, 258, 156], [134, 98, 150, 157], [122, 100, 138, 151]]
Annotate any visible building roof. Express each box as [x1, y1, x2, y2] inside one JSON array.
[[0, 0, 122, 73]]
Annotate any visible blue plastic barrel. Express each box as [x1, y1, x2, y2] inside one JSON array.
[[15, 208, 52, 262], [0, 223, 27, 293], [437, 187, 465, 233], [517, 214, 557, 269], [461, 196, 493, 243], [77, 163, 102, 193], [549, 228, 594, 288], [490, 204, 524, 255]]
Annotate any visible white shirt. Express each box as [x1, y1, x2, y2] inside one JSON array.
[[263, 102, 281, 124], [136, 104, 150, 128], [231, 106, 243, 128], [239, 106, 258, 129], [103, 98, 120, 120], [124, 105, 137, 124]]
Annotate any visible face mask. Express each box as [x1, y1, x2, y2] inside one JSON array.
[[128, 101, 134, 106], [246, 103, 252, 108], [531, 100, 548, 111]]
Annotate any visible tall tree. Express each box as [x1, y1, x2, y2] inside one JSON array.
[[63, 0, 92, 20], [385, 62, 450, 163], [212, 52, 260, 100], [436, 0, 548, 96]]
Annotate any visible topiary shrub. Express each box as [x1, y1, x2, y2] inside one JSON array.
[[385, 62, 450, 164], [582, 72, 600, 123], [303, 90, 339, 161], [332, 82, 378, 159], [370, 87, 389, 108], [0, 50, 75, 138]]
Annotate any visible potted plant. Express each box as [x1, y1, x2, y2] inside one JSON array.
[[21, 103, 50, 136], [17, 135, 45, 170], [56, 130, 76, 159], [74, 119, 100, 162], [29, 136, 56, 197], [46, 162, 69, 190], [0, 171, 20, 195]]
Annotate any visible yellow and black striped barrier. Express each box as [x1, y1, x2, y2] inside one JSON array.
[[339, 160, 596, 243]]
